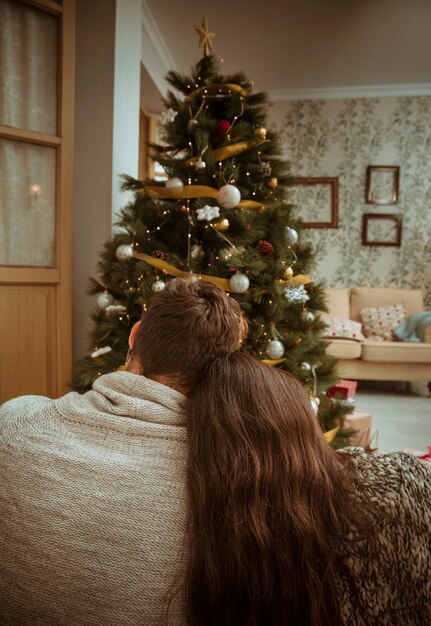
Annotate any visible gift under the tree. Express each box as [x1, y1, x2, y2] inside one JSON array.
[[326, 379, 358, 400], [344, 409, 372, 449]]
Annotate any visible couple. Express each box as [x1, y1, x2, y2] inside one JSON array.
[[0, 278, 430, 625]]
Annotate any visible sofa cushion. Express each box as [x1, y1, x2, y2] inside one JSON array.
[[362, 340, 431, 363], [360, 303, 406, 341], [326, 339, 362, 360], [350, 287, 424, 322], [321, 315, 365, 341]]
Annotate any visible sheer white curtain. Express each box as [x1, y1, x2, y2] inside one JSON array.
[[0, 0, 58, 267]]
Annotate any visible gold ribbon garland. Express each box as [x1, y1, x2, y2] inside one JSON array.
[[134, 251, 310, 291], [141, 184, 267, 211], [134, 252, 231, 291], [185, 138, 267, 166], [261, 357, 285, 366], [183, 83, 250, 105]]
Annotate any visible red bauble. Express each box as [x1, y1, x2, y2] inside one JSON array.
[[217, 119, 231, 134], [258, 240, 273, 254]]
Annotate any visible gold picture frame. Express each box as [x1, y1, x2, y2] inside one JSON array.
[[365, 166, 400, 205], [289, 177, 339, 228], [362, 213, 402, 247]]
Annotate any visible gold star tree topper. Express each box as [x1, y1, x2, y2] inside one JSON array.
[[194, 18, 215, 56]]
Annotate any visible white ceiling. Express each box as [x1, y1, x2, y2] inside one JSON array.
[[141, 0, 431, 112]]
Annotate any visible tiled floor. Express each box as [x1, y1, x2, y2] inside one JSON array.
[[355, 382, 431, 453]]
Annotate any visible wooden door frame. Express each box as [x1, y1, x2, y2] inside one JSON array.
[[0, 0, 75, 396]]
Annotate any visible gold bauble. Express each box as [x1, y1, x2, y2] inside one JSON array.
[[213, 218, 230, 232], [283, 266, 294, 279], [267, 177, 278, 189], [253, 126, 267, 140]]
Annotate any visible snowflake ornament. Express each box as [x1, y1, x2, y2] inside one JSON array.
[[196, 205, 220, 221], [91, 346, 112, 359], [105, 304, 127, 315], [160, 108, 178, 125], [283, 284, 310, 304]]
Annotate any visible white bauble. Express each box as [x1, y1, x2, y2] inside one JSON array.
[[165, 177, 184, 189], [285, 227, 299, 245], [96, 291, 113, 310], [310, 399, 319, 414], [300, 361, 311, 372], [217, 184, 241, 209], [266, 340, 285, 359], [151, 280, 166, 292], [115, 244, 134, 261], [229, 272, 249, 293]]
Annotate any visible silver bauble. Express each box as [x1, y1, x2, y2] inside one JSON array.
[[310, 399, 319, 414], [265, 340, 285, 359], [300, 310, 315, 324], [96, 291, 113, 310], [151, 280, 166, 292], [300, 361, 312, 372], [229, 272, 249, 293], [285, 227, 299, 245], [115, 243, 134, 261], [165, 177, 184, 189]]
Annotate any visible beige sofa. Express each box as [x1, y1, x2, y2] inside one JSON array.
[[323, 287, 431, 381]]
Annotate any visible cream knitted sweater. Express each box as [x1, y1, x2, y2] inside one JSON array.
[[0, 372, 188, 626], [1, 372, 430, 625]]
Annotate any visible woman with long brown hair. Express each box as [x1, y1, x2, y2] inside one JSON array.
[[184, 350, 431, 626]]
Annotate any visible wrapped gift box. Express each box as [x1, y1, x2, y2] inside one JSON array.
[[326, 379, 358, 400], [344, 409, 372, 449]]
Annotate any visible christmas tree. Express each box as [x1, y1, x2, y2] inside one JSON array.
[[72, 21, 352, 446]]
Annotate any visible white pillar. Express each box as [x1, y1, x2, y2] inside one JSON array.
[[111, 0, 142, 224]]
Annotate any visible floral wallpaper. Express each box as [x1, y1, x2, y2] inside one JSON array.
[[270, 97, 431, 305]]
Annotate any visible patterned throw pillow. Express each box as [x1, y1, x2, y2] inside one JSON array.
[[321, 316, 366, 342], [360, 303, 406, 341]]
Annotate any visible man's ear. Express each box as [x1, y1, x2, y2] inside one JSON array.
[[128, 321, 141, 349]]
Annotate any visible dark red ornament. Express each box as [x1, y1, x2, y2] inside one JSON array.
[[217, 119, 231, 134], [258, 240, 273, 254]]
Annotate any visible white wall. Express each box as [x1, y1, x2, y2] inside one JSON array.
[[111, 0, 141, 222], [73, 0, 141, 361]]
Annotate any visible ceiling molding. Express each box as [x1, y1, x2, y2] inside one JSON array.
[[268, 83, 431, 101], [141, 0, 176, 95]]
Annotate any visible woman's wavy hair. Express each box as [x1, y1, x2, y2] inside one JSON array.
[[133, 279, 369, 626]]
